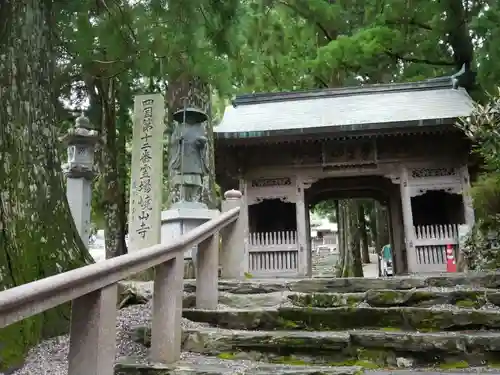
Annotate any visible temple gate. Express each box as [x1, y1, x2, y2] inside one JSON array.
[[215, 76, 475, 276]]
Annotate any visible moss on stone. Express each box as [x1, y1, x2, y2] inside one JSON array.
[[277, 306, 407, 331], [379, 327, 402, 332], [0, 318, 40, 372], [365, 290, 409, 307], [287, 293, 363, 308], [184, 304, 500, 332], [217, 352, 237, 360], [327, 359, 380, 369], [455, 299, 481, 309], [438, 360, 470, 369], [356, 348, 391, 366], [346, 295, 363, 306], [271, 356, 307, 365], [276, 317, 300, 329], [352, 360, 380, 369]]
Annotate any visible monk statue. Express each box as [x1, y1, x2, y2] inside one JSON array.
[[169, 115, 209, 206]]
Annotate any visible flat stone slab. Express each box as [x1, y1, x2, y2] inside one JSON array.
[[182, 272, 500, 294], [181, 306, 500, 331], [119, 283, 500, 311], [288, 289, 500, 309], [183, 291, 290, 309], [131, 327, 500, 368], [114, 356, 361, 374], [131, 327, 500, 355]]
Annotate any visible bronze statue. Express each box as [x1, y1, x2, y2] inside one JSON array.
[[169, 116, 209, 204]]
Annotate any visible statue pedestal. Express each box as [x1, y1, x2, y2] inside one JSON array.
[[160, 206, 220, 278]]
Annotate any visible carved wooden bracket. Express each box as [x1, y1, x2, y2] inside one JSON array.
[[248, 195, 295, 205], [300, 177, 320, 190], [409, 185, 462, 198]]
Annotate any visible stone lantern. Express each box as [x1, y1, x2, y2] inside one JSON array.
[[60, 113, 100, 247]]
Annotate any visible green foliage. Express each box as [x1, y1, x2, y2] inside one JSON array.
[[312, 200, 337, 222], [457, 88, 500, 231], [456, 88, 500, 270], [230, 0, 490, 93], [459, 89, 500, 171], [469, 173, 500, 230]]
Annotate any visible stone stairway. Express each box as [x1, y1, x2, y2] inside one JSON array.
[[117, 273, 500, 374]]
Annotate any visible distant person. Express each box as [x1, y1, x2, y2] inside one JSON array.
[[379, 244, 393, 277]]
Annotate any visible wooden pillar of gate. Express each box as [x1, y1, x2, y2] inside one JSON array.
[[459, 165, 475, 229], [389, 187, 405, 274], [296, 176, 309, 277], [400, 165, 417, 273]]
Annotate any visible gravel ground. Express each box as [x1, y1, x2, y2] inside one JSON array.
[[9, 291, 293, 375], [9, 300, 208, 375]]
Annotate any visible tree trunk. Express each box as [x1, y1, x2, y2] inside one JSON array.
[[336, 200, 346, 277], [338, 200, 364, 277], [370, 203, 380, 252], [358, 202, 370, 263], [96, 78, 128, 258], [349, 201, 364, 277], [0, 1, 93, 370], [368, 202, 381, 277]]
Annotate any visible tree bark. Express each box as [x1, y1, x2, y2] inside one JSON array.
[[96, 77, 128, 258], [337, 200, 364, 277], [85, 75, 128, 259], [349, 201, 364, 277], [336, 200, 347, 277], [358, 202, 371, 263], [0, 1, 93, 370], [370, 203, 381, 254]]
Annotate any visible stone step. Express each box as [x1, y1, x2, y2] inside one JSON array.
[[131, 326, 500, 368], [114, 356, 362, 374], [181, 306, 500, 331], [115, 358, 500, 375], [121, 285, 500, 311], [182, 272, 500, 294], [181, 289, 500, 310], [287, 289, 500, 309]]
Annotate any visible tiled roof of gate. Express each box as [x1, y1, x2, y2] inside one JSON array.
[[215, 77, 474, 139]]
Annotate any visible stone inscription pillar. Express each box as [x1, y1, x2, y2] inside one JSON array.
[[128, 93, 164, 252]]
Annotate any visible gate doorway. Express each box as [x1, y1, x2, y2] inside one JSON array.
[[247, 198, 299, 276]]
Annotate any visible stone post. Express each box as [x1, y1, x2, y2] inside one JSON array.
[[60, 113, 99, 248], [220, 189, 246, 279]]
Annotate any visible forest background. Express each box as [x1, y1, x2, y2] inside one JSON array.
[[1, 0, 500, 369]]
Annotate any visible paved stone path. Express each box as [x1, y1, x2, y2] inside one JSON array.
[[312, 249, 379, 277]]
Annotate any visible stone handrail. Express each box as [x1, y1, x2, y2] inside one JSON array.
[[0, 189, 244, 375]]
